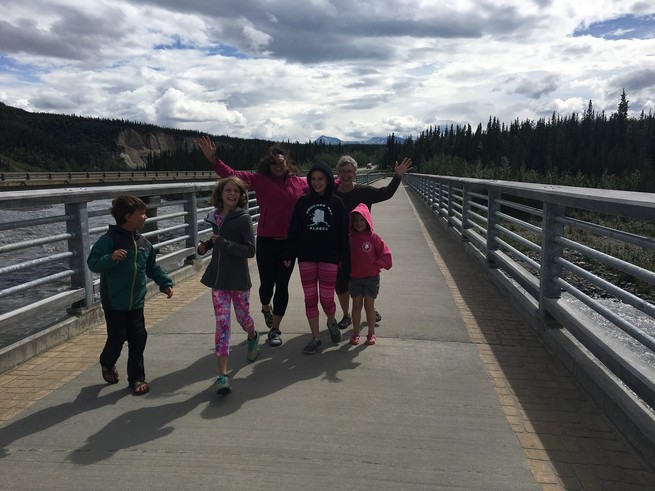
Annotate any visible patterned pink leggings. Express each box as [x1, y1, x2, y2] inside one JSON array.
[[298, 261, 338, 319], [212, 289, 255, 357]]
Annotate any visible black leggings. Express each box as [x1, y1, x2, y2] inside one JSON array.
[[100, 308, 147, 384], [256, 236, 295, 317]]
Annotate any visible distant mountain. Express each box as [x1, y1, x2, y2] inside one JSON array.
[[313, 135, 406, 145], [314, 135, 344, 145], [364, 136, 406, 144]]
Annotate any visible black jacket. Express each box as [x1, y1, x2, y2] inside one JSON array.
[[335, 173, 402, 212], [285, 161, 350, 274]]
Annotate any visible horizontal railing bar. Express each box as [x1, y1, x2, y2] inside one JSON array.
[[494, 224, 541, 253], [0, 214, 72, 232], [494, 237, 540, 271], [495, 198, 543, 217], [556, 237, 655, 286], [555, 256, 655, 318], [0, 270, 74, 298], [0, 289, 86, 327], [145, 211, 188, 223], [553, 277, 655, 353], [0, 233, 72, 254], [0, 252, 73, 276], [152, 235, 190, 250], [494, 211, 542, 234], [557, 215, 655, 250]]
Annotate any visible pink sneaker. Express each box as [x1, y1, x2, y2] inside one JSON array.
[[365, 334, 377, 345], [349, 334, 360, 345]]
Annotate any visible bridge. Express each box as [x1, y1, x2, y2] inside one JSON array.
[[0, 176, 654, 488]]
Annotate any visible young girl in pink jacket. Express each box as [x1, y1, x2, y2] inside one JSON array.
[[347, 203, 392, 346]]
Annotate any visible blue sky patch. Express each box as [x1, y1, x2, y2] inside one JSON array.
[[0, 56, 42, 83], [154, 37, 194, 50], [574, 14, 655, 40], [153, 37, 249, 59], [206, 44, 250, 59]]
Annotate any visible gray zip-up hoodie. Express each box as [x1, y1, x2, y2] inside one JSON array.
[[200, 207, 256, 291]]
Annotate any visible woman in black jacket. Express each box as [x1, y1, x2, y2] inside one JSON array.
[[284, 162, 350, 354]]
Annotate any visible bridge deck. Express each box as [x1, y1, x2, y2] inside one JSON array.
[[0, 182, 653, 490]]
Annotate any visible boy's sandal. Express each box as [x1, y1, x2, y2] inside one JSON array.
[[130, 379, 150, 396], [101, 365, 119, 384], [349, 334, 360, 346], [365, 334, 377, 345]]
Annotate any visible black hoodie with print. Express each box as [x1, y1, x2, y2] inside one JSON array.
[[285, 161, 350, 274]]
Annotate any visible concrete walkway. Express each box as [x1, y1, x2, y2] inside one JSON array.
[[0, 181, 654, 490]]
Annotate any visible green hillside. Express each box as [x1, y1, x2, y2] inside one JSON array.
[[0, 103, 386, 172]]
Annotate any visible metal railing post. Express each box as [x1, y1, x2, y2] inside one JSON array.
[[65, 202, 94, 311], [462, 183, 472, 241], [428, 177, 436, 211], [447, 182, 455, 226], [183, 191, 198, 263], [485, 189, 501, 267], [539, 202, 565, 318]]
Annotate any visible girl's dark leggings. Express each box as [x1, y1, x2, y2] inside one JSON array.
[[256, 236, 295, 317]]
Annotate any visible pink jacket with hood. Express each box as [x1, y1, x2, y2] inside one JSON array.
[[348, 203, 392, 279], [213, 159, 309, 238]]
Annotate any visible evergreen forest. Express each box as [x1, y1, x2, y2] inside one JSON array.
[[1, 89, 654, 192], [394, 90, 655, 192]]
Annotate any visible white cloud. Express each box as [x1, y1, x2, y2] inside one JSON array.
[[0, 0, 654, 142]]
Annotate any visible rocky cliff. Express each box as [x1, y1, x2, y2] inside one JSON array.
[[116, 128, 197, 169]]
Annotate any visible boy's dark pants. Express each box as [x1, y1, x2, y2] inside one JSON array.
[[100, 309, 148, 384]]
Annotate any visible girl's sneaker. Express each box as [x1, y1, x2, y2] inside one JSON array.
[[267, 328, 282, 347], [328, 322, 342, 343], [303, 337, 322, 354], [216, 375, 231, 394], [246, 330, 260, 362], [349, 334, 360, 345], [365, 334, 377, 345]]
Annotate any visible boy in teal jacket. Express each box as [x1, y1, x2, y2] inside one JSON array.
[[87, 195, 173, 395]]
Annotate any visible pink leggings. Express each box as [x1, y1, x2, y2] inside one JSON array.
[[298, 261, 338, 319], [212, 289, 255, 357]]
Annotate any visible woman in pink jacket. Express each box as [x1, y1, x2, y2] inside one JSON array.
[[198, 136, 309, 347]]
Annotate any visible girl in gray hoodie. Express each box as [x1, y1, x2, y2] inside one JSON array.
[[199, 176, 259, 393]]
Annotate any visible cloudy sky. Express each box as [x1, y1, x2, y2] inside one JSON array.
[[1, 1, 654, 143]]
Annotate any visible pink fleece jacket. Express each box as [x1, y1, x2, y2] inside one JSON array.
[[213, 159, 309, 238], [348, 203, 392, 278]]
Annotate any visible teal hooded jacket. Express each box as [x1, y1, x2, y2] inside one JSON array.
[[87, 225, 173, 311]]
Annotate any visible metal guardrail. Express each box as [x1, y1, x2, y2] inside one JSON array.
[[0, 169, 387, 190], [0, 170, 219, 189], [404, 173, 655, 411], [0, 182, 259, 341]]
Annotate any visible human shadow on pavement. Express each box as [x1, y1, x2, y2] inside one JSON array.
[[0, 384, 127, 459], [201, 332, 363, 419], [66, 332, 361, 464], [66, 353, 216, 464], [1, 351, 219, 460]]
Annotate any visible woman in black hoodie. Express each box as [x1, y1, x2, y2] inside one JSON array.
[[284, 162, 350, 354]]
